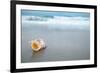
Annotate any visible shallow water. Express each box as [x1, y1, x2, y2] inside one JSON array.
[[21, 25, 90, 63]]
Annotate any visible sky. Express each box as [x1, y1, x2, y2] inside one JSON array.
[[21, 10, 90, 30]]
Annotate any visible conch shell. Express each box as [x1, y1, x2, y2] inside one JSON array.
[[31, 39, 46, 52]]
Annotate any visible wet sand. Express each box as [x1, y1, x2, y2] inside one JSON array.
[[21, 25, 90, 63]]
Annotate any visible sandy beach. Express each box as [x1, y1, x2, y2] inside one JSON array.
[[21, 24, 90, 63]]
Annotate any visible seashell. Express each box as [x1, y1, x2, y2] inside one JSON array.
[[31, 39, 46, 52]]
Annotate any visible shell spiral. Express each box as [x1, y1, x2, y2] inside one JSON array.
[[31, 39, 46, 52]]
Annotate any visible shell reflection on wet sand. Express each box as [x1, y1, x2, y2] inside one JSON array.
[[31, 39, 46, 52]]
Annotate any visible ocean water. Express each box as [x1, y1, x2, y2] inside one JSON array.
[[21, 24, 90, 63]]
